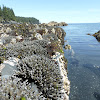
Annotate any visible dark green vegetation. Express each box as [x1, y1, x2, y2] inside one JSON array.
[[16, 16, 39, 24], [0, 6, 39, 24], [0, 5, 16, 21]]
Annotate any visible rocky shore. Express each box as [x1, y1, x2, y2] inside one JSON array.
[[0, 23, 70, 100], [93, 30, 100, 41], [41, 21, 68, 27]]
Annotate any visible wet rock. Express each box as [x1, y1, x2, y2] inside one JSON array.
[[64, 44, 71, 49], [93, 31, 100, 41], [87, 33, 92, 35]]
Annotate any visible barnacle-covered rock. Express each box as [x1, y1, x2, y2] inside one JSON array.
[[0, 39, 3, 46], [5, 40, 49, 59], [16, 55, 64, 99], [0, 77, 41, 100], [43, 33, 58, 41], [1, 33, 9, 38], [0, 22, 70, 100], [6, 27, 12, 33], [10, 38, 16, 44], [16, 35, 23, 41], [35, 33, 43, 40]]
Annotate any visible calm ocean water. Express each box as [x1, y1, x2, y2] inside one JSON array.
[[62, 23, 100, 100]]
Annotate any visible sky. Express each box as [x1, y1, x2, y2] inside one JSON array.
[[0, 0, 100, 23]]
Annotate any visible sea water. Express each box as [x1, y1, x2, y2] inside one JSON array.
[[63, 23, 100, 100]]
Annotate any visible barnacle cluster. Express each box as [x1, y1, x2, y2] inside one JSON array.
[[43, 33, 58, 42], [1, 36, 16, 44], [5, 40, 49, 59], [0, 76, 43, 100], [16, 55, 64, 99]]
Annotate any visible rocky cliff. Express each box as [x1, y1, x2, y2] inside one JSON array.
[[0, 23, 70, 100]]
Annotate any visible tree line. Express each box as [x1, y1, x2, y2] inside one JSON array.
[[0, 5, 16, 21], [16, 16, 40, 24], [0, 6, 39, 24]]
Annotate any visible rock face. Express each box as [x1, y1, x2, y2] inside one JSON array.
[[47, 21, 68, 26], [0, 23, 70, 100], [93, 30, 100, 41], [1, 57, 19, 79]]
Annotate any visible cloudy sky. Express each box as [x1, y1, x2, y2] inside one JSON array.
[[0, 0, 100, 23]]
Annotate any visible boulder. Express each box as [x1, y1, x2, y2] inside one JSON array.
[[96, 34, 100, 41], [47, 21, 68, 26], [11, 38, 16, 44], [0, 39, 3, 46], [1, 33, 9, 38], [64, 44, 71, 50], [45, 28, 48, 34], [48, 21, 58, 26], [6, 27, 12, 33], [16, 35, 23, 41], [35, 33, 43, 40], [87, 33, 91, 35], [0, 27, 4, 33], [1, 57, 19, 79], [59, 22, 68, 26], [35, 24, 40, 29], [51, 28, 56, 34]]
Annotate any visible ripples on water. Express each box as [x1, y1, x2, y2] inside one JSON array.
[[62, 23, 100, 100]]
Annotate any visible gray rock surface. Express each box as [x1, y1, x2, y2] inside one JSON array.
[[1, 57, 19, 79]]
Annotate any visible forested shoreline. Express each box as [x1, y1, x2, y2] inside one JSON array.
[[0, 6, 39, 24]]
